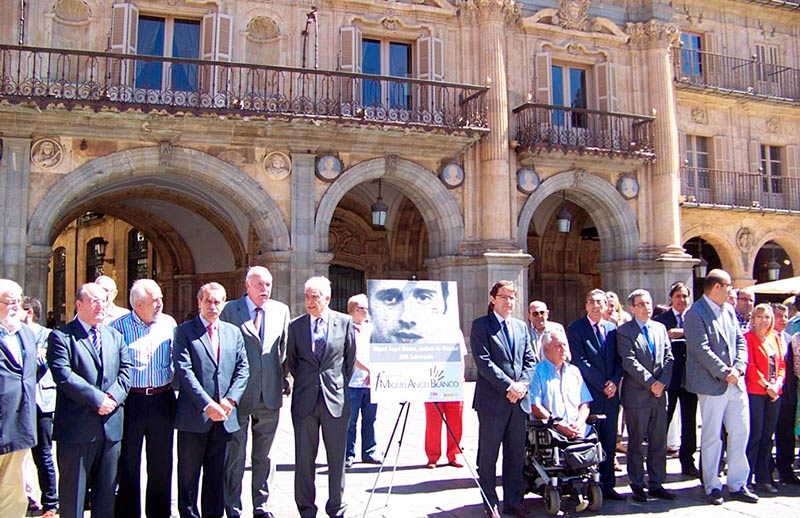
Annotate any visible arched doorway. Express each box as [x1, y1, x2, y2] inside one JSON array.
[[683, 237, 722, 301]]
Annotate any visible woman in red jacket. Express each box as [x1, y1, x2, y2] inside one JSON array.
[[744, 303, 785, 494]]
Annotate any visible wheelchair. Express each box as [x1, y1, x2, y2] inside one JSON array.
[[523, 415, 606, 516]]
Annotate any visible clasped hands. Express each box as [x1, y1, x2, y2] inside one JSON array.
[[649, 380, 665, 398], [205, 398, 236, 421], [556, 422, 583, 440], [506, 381, 528, 403]]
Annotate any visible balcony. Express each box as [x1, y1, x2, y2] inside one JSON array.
[[0, 45, 488, 136], [680, 166, 800, 212], [737, 0, 800, 9], [672, 48, 800, 103], [512, 103, 656, 162]]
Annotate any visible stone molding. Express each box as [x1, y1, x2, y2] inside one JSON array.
[[457, 0, 521, 25], [625, 20, 680, 49]]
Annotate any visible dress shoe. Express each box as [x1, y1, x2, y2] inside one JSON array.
[[603, 489, 626, 501], [681, 464, 701, 477], [780, 472, 800, 485], [362, 456, 382, 464], [254, 513, 276, 518], [630, 485, 647, 502], [649, 486, 676, 500], [729, 485, 759, 503], [707, 488, 724, 505], [755, 482, 778, 494], [42, 510, 57, 518], [502, 504, 529, 517], [448, 459, 464, 468], [345, 457, 354, 468], [484, 504, 500, 518]]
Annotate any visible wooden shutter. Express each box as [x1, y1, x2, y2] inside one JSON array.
[[109, 3, 138, 88], [200, 13, 233, 106], [786, 145, 799, 178], [339, 27, 362, 107], [749, 140, 761, 173], [417, 36, 443, 81], [535, 53, 551, 103], [712, 135, 730, 171], [702, 33, 716, 80], [595, 61, 617, 113]]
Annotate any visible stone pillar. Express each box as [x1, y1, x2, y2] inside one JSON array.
[[627, 21, 687, 260], [290, 152, 318, 315], [0, 137, 31, 282], [462, 0, 519, 248], [25, 244, 52, 307]]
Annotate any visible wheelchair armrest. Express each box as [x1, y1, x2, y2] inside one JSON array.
[[586, 414, 606, 424]]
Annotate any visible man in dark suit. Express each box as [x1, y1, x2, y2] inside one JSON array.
[[174, 282, 249, 518], [0, 279, 39, 517], [47, 282, 133, 518], [221, 266, 290, 518], [470, 280, 535, 518], [567, 288, 623, 500], [685, 269, 757, 505], [286, 276, 355, 518], [654, 281, 699, 477], [772, 303, 800, 484], [617, 289, 675, 502]]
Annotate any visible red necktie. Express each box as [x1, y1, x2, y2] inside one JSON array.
[[207, 324, 219, 361]]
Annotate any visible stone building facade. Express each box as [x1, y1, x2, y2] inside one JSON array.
[[0, 0, 797, 330]]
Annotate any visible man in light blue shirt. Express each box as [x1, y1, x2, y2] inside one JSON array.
[[530, 329, 592, 439]]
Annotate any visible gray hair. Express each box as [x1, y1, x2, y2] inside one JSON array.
[[627, 289, 651, 307], [0, 279, 22, 299], [246, 266, 272, 284], [197, 282, 226, 301], [129, 279, 161, 307], [305, 276, 331, 299], [540, 328, 571, 362]]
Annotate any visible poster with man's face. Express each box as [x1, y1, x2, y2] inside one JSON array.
[[367, 280, 463, 403]]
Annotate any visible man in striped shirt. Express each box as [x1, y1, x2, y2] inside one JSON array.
[[110, 279, 178, 518]]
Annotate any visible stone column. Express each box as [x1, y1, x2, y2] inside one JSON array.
[[1, 137, 31, 282], [25, 244, 52, 307], [290, 152, 318, 315]]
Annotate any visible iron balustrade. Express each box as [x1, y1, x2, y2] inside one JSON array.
[[681, 166, 800, 211], [512, 102, 655, 160], [672, 48, 800, 102], [0, 44, 488, 133]]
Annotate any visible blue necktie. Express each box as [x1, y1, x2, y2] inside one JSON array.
[[642, 324, 655, 360], [594, 322, 605, 350], [502, 320, 514, 356], [313, 317, 327, 361], [90, 326, 102, 363]]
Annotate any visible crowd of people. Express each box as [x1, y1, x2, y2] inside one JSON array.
[[1, 267, 800, 518]]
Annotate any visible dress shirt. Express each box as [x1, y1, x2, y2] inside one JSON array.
[[530, 358, 593, 437], [110, 311, 177, 388], [309, 311, 330, 339], [349, 322, 372, 388], [0, 323, 24, 365], [635, 318, 655, 357], [243, 296, 265, 340], [199, 316, 220, 360]]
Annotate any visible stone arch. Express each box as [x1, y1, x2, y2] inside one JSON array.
[[681, 226, 741, 278], [752, 229, 800, 278], [27, 146, 290, 256], [315, 157, 464, 258], [517, 170, 639, 262]]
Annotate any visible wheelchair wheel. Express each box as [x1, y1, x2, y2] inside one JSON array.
[[588, 483, 603, 512], [544, 486, 561, 516]]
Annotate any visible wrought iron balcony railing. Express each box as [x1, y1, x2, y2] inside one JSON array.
[[681, 166, 800, 211], [512, 102, 656, 160], [672, 48, 800, 102], [0, 45, 488, 133]]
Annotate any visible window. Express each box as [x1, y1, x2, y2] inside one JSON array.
[[680, 33, 703, 79], [52, 247, 67, 327], [362, 39, 412, 108], [761, 145, 782, 193], [685, 135, 710, 189], [755, 45, 778, 83], [86, 238, 106, 282], [551, 64, 588, 127], [135, 16, 201, 91], [127, 230, 149, 289], [329, 265, 364, 313]]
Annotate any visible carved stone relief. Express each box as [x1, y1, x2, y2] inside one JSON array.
[[247, 16, 280, 42], [53, 0, 91, 24], [31, 138, 64, 169]]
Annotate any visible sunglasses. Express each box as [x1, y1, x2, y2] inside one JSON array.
[[529, 311, 547, 317]]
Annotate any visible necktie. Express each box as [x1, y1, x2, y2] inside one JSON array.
[[312, 317, 326, 361], [502, 320, 514, 356], [643, 324, 655, 360], [676, 312, 684, 328], [207, 324, 219, 362], [254, 307, 264, 341], [90, 326, 102, 357], [594, 322, 605, 350]]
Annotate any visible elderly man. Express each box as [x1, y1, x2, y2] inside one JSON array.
[[47, 283, 132, 518], [685, 269, 757, 505], [95, 275, 130, 324], [528, 300, 566, 363], [110, 279, 178, 518], [530, 329, 592, 440], [221, 266, 290, 518], [287, 276, 355, 518], [0, 280, 40, 518], [174, 282, 249, 518], [617, 289, 675, 502]]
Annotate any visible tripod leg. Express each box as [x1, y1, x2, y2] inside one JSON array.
[[362, 401, 409, 518]]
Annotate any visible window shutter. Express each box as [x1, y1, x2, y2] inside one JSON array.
[[786, 145, 799, 178], [535, 53, 551, 103], [703, 33, 717, 81], [339, 26, 362, 73], [200, 13, 233, 106], [417, 36, 443, 81], [595, 62, 617, 113], [712, 136, 730, 171], [749, 140, 761, 174], [109, 4, 137, 90]]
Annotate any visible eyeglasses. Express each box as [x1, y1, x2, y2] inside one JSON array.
[[717, 282, 731, 288], [529, 311, 547, 317], [0, 299, 21, 307]]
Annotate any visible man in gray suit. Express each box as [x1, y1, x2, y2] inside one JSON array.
[[222, 266, 290, 518], [47, 283, 133, 518], [616, 289, 674, 502], [174, 282, 249, 518], [684, 269, 758, 505], [287, 276, 355, 518], [0, 279, 40, 518]]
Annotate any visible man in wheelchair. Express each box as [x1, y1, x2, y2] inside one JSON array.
[[526, 329, 605, 515]]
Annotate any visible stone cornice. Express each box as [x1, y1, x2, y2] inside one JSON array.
[[625, 20, 680, 49]]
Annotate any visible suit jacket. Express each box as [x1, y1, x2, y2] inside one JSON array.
[[0, 325, 39, 454], [47, 320, 132, 443], [616, 319, 674, 408], [780, 330, 796, 407], [654, 309, 686, 392], [567, 317, 621, 413], [286, 311, 355, 419], [744, 330, 785, 395], [220, 296, 289, 411], [470, 314, 536, 415], [173, 317, 249, 434], [684, 297, 747, 396]]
